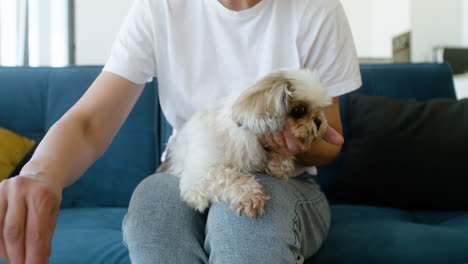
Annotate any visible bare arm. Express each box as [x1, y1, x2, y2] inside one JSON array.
[[20, 72, 145, 187], [0, 72, 144, 264]]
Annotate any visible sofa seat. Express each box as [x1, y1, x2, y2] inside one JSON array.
[[48, 205, 468, 264], [311, 205, 468, 264], [2, 64, 466, 264], [50, 208, 129, 264]]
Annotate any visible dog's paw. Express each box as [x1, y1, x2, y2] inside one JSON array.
[[180, 189, 210, 213], [231, 190, 270, 218], [264, 154, 295, 181]]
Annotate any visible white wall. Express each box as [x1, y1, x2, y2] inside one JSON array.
[[75, 0, 132, 65], [370, 0, 411, 57], [75, 0, 411, 64], [454, 74, 468, 99], [340, 0, 373, 58], [462, 0, 468, 46], [341, 0, 410, 58], [411, 0, 464, 62]]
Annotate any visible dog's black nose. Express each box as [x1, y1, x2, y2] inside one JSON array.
[[314, 118, 322, 130]]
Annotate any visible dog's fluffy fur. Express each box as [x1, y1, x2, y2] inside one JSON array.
[[158, 69, 331, 217]]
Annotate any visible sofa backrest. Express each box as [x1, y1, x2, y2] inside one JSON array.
[[316, 63, 457, 196], [0, 63, 456, 207], [0, 66, 164, 207]]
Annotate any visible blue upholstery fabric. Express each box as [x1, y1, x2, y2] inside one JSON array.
[[0, 208, 129, 264], [0, 67, 50, 148], [0, 67, 159, 208], [354, 63, 456, 100], [46, 67, 159, 208], [311, 63, 468, 263], [1, 63, 466, 263], [50, 208, 129, 264], [310, 205, 468, 264]]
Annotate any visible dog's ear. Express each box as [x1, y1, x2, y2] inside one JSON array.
[[231, 71, 292, 134]]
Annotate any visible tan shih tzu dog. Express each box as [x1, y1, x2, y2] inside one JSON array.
[[158, 69, 331, 217]]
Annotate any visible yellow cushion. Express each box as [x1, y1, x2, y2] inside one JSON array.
[[0, 128, 35, 181]]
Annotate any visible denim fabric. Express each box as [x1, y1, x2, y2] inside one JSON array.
[[123, 173, 331, 264]]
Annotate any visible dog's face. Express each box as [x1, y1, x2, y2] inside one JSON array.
[[232, 69, 331, 144]]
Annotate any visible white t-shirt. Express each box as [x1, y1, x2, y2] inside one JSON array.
[[104, 0, 362, 130], [103, 0, 362, 173]]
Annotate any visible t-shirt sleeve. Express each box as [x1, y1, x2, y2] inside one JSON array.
[[299, 2, 362, 97], [103, 0, 157, 84]]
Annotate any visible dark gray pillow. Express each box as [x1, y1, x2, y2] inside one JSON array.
[[333, 94, 468, 210]]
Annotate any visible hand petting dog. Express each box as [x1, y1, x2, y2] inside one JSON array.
[[259, 122, 344, 156]]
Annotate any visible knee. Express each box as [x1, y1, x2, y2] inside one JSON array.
[[127, 173, 180, 211], [206, 202, 297, 264], [205, 182, 296, 264], [123, 173, 183, 240], [123, 173, 208, 263], [204, 174, 330, 263]]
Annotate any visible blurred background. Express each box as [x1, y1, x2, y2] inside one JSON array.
[[0, 0, 467, 98]]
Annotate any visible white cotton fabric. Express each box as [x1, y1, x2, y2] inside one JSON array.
[[104, 0, 362, 130], [103, 0, 362, 174]]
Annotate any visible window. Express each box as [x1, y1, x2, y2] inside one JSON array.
[[0, 0, 73, 66]]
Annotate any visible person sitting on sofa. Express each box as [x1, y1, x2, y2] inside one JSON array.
[[0, 0, 362, 263]]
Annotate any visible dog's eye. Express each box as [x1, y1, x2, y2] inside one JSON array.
[[290, 105, 307, 119]]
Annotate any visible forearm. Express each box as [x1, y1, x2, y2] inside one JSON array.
[[20, 117, 105, 188], [295, 138, 342, 166], [20, 72, 144, 188]]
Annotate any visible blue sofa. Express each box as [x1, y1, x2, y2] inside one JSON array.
[[0, 64, 467, 264]]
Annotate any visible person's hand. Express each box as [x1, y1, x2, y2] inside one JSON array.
[[0, 175, 62, 264], [258, 122, 344, 156]]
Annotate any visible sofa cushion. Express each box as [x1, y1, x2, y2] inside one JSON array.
[[316, 63, 457, 195], [0, 66, 162, 208], [44, 67, 159, 208], [0, 128, 35, 180], [0, 67, 50, 156], [309, 205, 468, 264], [333, 94, 468, 210], [49, 207, 129, 264]]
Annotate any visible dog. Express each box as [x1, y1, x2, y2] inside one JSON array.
[[158, 69, 331, 217]]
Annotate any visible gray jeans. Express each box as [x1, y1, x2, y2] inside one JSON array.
[[123, 172, 330, 264]]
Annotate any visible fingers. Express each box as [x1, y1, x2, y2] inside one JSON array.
[[322, 125, 344, 145], [263, 134, 278, 149], [259, 122, 315, 156], [4, 186, 26, 264], [0, 191, 8, 263], [0, 176, 60, 264], [272, 132, 287, 149], [283, 125, 307, 153], [25, 186, 58, 264], [260, 133, 295, 156], [270, 133, 294, 156]]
